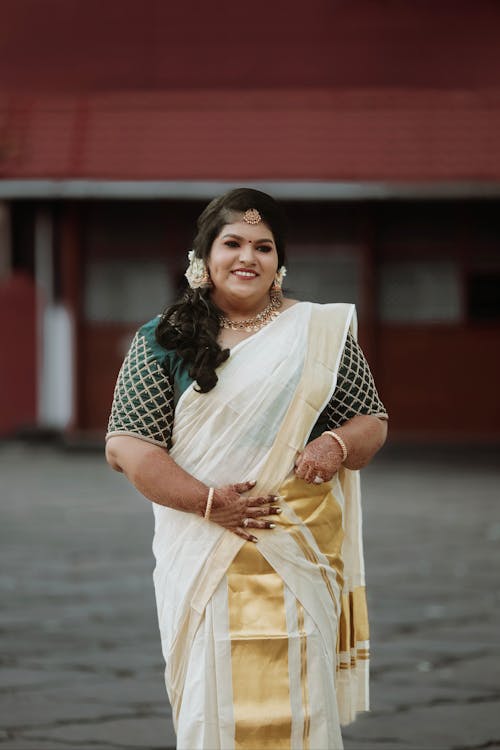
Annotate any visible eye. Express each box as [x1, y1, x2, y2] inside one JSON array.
[[258, 245, 273, 253], [224, 240, 239, 248]]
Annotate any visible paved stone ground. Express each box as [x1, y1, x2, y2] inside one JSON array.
[[0, 441, 499, 750]]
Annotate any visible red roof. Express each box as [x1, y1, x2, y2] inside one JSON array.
[[1, 88, 500, 181]]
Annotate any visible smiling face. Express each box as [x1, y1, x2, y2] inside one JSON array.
[[207, 219, 279, 314]]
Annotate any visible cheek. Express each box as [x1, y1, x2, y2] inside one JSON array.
[[208, 255, 230, 278], [265, 255, 279, 276]]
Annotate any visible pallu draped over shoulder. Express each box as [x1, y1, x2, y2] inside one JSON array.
[[149, 302, 371, 750]]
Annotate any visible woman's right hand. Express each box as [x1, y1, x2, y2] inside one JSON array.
[[209, 480, 282, 543]]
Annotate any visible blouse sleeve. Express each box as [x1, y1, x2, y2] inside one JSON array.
[[324, 331, 388, 429], [105, 327, 175, 449]]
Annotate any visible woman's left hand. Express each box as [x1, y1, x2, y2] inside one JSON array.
[[294, 434, 345, 484]]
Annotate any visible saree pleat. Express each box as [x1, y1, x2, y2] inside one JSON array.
[[152, 302, 370, 749]]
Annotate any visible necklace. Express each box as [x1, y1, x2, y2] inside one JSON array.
[[219, 296, 283, 332]]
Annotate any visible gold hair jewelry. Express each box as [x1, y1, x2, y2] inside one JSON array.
[[185, 249, 212, 289], [219, 295, 283, 332], [243, 208, 262, 225]]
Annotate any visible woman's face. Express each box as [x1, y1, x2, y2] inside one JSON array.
[[207, 219, 279, 309]]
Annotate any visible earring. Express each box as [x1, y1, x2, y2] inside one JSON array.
[[185, 249, 213, 289], [270, 265, 287, 299]]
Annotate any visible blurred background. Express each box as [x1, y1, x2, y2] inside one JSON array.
[[1, 1, 499, 749], [1, 0, 500, 443]]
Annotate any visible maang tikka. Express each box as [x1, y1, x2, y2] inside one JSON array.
[[243, 208, 262, 225]]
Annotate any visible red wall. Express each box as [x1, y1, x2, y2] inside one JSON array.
[[0, 274, 37, 436], [377, 325, 500, 441], [1, 0, 499, 91], [79, 322, 135, 435]]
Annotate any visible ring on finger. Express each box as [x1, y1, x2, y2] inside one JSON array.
[[242, 518, 250, 528]]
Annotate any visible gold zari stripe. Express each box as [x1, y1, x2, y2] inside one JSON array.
[[296, 601, 310, 750]]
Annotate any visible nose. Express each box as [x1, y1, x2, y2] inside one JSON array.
[[238, 241, 256, 264]]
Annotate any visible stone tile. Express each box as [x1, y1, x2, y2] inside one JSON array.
[[0, 668, 99, 691], [20, 715, 176, 749], [0, 692, 134, 730], [0, 739, 97, 750], [343, 700, 500, 749]]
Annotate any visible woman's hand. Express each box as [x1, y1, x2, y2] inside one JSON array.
[[294, 434, 344, 484], [210, 480, 281, 543]]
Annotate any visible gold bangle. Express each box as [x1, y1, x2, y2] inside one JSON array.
[[322, 430, 348, 462], [204, 487, 215, 520]]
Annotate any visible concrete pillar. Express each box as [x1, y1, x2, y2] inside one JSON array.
[[34, 206, 74, 429]]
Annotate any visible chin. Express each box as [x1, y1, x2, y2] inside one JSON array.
[[229, 282, 265, 295]]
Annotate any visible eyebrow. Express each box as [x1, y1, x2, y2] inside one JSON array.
[[221, 233, 275, 244]]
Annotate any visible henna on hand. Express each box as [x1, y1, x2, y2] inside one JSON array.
[[208, 481, 281, 543], [294, 434, 344, 484]]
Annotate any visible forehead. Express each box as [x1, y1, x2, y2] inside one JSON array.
[[216, 219, 275, 243]]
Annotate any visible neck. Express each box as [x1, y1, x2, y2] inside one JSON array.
[[211, 292, 272, 320]]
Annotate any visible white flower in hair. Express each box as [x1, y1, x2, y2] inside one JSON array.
[[276, 265, 287, 285], [185, 249, 209, 289]]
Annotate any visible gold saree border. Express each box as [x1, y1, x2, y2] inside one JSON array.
[[227, 544, 292, 750]]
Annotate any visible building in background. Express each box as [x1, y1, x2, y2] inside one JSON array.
[[1, 0, 499, 441]]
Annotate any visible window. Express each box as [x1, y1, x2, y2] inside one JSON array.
[[466, 272, 500, 321], [379, 260, 462, 323], [84, 259, 173, 323]]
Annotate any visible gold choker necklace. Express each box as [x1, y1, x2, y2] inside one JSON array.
[[219, 296, 283, 332]]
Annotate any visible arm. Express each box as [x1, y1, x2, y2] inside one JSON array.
[[106, 435, 209, 515], [295, 331, 388, 483], [331, 413, 387, 470], [294, 414, 387, 482], [106, 435, 280, 541]]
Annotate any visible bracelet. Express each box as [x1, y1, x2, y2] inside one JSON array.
[[322, 430, 348, 463], [204, 487, 215, 520]]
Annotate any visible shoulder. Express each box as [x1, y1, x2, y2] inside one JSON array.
[[306, 301, 357, 331], [133, 315, 177, 370], [136, 315, 163, 354], [280, 297, 301, 310], [136, 315, 192, 390], [309, 301, 355, 313]]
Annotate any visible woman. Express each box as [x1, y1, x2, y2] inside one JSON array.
[[105, 188, 388, 750]]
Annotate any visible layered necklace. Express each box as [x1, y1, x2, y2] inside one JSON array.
[[219, 296, 283, 332]]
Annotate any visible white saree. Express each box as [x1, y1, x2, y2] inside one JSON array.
[[151, 301, 370, 750]]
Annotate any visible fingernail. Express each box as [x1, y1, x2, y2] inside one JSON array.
[[269, 523, 276, 529], [251, 535, 258, 543], [275, 508, 283, 514], [249, 480, 257, 485]]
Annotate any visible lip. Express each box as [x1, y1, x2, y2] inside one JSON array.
[[231, 269, 259, 278]]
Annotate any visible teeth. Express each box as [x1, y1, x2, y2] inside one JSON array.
[[234, 271, 256, 277]]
